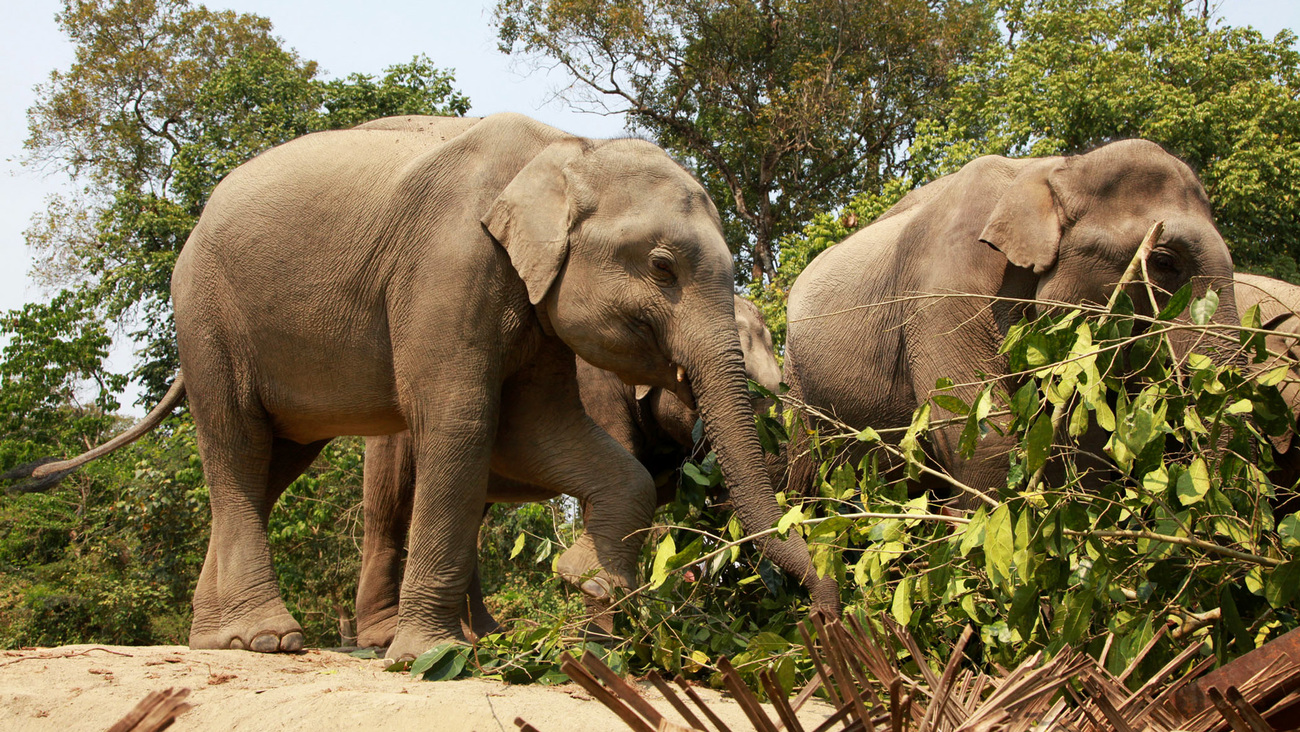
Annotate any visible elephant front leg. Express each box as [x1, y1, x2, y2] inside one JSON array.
[[491, 359, 657, 611], [385, 402, 497, 662]]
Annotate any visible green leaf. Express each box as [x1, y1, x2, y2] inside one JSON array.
[[1176, 458, 1211, 506], [650, 533, 677, 589], [1280, 514, 1300, 549], [775, 505, 806, 538], [932, 394, 970, 416], [959, 506, 988, 556], [1266, 561, 1300, 608], [1025, 413, 1053, 475], [1259, 366, 1289, 387], [1068, 401, 1090, 438], [855, 427, 881, 442], [410, 642, 468, 681], [1156, 283, 1194, 321], [892, 577, 914, 626], [1059, 591, 1095, 646], [985, 505, 1014, 586], [509, 532, 527, 560], [1189, 289, 1219, 325]]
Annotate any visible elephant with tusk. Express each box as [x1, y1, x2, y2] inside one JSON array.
[[28, 113, 837, 661], [355, 294, 784, 648]]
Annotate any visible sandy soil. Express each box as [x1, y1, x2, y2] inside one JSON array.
[[0, 644, 837, 731]]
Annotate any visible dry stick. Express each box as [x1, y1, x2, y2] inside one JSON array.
[[811, 615, 871, 727], [798, 620, 844, 710], [647, 671, 710, 732], [717, 657, 780, 732], [558, 654, 655, 732], [790, 675, 825, 715], [918, 625, 975, 731], [579, 650, 666, 728], [1024, 220, 1164, 495], [1207, 687, 1257, 732], [675, 675, 735, 732], [760, 669, 807, 732], [1224, 686, 1275, 732], [514, 718, 544, 732]]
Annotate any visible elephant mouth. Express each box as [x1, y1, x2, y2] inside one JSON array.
[[673, 363, 697, 410]]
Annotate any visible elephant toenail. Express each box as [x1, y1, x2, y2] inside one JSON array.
[[280, 632, 304, 652], [250, 633, 281, 653], [229, 637, 246, 650]]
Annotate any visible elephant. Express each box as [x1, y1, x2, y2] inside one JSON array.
[[354, 295, 782, 648], [1233, 273, 1300, 494], [783, 139, 1239, 505], [30, 112, 838, 661]]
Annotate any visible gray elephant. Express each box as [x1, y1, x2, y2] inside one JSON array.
[[784, 139, 1239, 504], [1234, 273, 1300, 493], [32, 113, 837, 661], [355, 295, 782, 648]]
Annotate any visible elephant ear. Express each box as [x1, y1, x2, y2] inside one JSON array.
[[979, 160, 1066, 275], [482, 140, 588, 305]]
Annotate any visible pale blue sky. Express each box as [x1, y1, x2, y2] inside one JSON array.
[[0, 0, 1296, 411]]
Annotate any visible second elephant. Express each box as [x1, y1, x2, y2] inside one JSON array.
[[356, 296, 784, 647], [784, 140, 1239, 505]]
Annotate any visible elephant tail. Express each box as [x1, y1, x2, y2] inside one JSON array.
[[17, 374, 188, 487]]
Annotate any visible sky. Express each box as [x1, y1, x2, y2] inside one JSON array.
[[1, 0, 1298, 413]]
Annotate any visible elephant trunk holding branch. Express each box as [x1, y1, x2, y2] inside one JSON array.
[[355, 295, 783, 647], [784, 139, 1239, 505], [32, 113, 836, 660]]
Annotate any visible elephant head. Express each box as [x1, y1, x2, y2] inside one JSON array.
[[980, 139, 1239, 354], [483, 138, 838, 610]]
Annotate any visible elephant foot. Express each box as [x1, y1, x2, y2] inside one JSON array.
[[189, 610, 305, 652], [385, 623, 466, 664], [555, 533, 633, 600], [356, 612, 398, 649]]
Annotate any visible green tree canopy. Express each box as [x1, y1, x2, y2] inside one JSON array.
[[495, 0, 994, 283], [23, 0, 469, 401], [909, 0, 1300, 279]]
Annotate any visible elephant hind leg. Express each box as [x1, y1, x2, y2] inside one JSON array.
[[356, 433, 416, 649], [490, 359, 656, 604], [189, 425, 326, 653]]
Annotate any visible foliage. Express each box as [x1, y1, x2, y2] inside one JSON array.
[[908, 0, 1300, 279], [23, 0, 469, 401], [400, 286, 1300, 697], [494, 0, 994, 282]]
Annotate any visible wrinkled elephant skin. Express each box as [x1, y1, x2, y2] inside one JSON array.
[[31, 112, 836, 662], [785, 140, 1239, 506], [355, 296, 784, 649]]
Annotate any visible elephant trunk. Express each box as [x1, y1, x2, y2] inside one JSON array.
[[681, 323, 840, 614]]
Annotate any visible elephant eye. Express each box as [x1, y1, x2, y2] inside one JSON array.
[[650, 253, 678, 285], [1147, 249, 1182, 279]]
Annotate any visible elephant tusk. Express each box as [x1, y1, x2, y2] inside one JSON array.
[[676, 364, 687, 383]]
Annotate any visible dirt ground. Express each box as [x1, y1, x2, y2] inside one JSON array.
[[0, 644, 837, 731]]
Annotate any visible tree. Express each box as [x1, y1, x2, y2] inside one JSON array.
[[495, 0, 994, 283], [23, 0, 470, 401], [909, 0, 1300, 279]]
